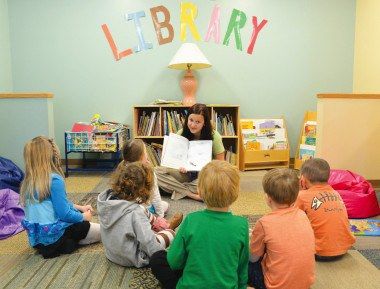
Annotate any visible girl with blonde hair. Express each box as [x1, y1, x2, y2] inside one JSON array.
[[20, 136, 100, 258]]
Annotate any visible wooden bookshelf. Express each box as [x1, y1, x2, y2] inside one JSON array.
[[133, 105, 240, 167], [294, 111, 317, 170], [239, 118, 290, 171]]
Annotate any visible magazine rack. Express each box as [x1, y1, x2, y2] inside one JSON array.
[[294, 111, 317, 170], [239, 118, 290, 171]]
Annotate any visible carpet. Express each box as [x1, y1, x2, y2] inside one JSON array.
[[1, 175, 379, 289]]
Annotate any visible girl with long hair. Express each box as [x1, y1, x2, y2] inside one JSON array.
[[20, 136, 100, 258]]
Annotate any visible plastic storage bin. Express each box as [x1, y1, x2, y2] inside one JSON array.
[[64, 126, 130, 176]]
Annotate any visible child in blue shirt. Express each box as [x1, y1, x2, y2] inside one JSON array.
[[20, 136, 101, 258]]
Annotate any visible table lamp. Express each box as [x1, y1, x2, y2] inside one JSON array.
[[168, 43, 211, 106]]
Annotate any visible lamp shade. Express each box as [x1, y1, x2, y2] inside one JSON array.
[[168, 43, 212, 70]]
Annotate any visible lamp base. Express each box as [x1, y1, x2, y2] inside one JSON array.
[[182, 95, 196, 107], [180, 69, 197, 107]]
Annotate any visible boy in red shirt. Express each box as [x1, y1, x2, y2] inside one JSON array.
[[249, 168, 315, 289], [295, 158, 355, 261]]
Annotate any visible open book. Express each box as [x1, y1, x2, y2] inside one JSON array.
[[161, 133, 212, 171]]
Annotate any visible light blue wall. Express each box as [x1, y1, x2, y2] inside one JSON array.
[[0, 0, 13, 90], [0, 98, 54, 168], [7, 0, 355, 156]]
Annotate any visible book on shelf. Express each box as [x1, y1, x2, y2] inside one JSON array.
[[301, 136, 316, 146], [241, 120, 254, 130], [163, 109, 187, 135], [298, 120, 317, 160], [225, 146, 237, 166], [304, 121, 317, 137], [299, 144, 315, 160], [214, 112, 236, 136], [241, 122, 287, 150], [138, 111, 159, 136], [161, 133, 212, 171], [144, 142, 163, 166]]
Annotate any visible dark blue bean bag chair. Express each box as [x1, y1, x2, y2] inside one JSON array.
[[0, 157, 24, 193]]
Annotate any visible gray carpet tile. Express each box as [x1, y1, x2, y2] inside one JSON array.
[[357, 249, 380, 269]]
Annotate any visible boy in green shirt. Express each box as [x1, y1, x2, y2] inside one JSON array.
[[150, 160, 249, 289]]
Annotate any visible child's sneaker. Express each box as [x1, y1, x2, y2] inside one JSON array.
[[169, 213, 183, 230]]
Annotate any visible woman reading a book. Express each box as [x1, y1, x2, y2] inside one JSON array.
[[156, 103, 225, 201]]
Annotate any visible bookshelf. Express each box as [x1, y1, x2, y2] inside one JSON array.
[[294, 111, 317, 170], [239, 118, 290, 171], [133, 105, 240, 167]]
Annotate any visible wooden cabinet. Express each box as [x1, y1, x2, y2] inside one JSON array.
[[133, 105, 240, 167]]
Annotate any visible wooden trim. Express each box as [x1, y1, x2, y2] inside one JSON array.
[[133, 104, 240, 108], [368, 180, 380, 189], [317, 94, 380, 99], [0, 92, 54, 99]]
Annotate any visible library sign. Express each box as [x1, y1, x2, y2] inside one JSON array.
[[101, 2, 268, 61]]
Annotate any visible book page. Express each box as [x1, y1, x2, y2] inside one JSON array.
[[160, 133, 190, 169], [186, 140, 212, 171]]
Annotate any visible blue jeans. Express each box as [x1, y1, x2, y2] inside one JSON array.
[[248, 260, 266, 289]]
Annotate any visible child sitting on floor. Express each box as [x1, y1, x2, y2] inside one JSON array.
[[150, 160, 249, 289], [121, 139, 169, 217], [249, 168, 315, 289], [97, 162, 183, 267], [295, 158, 355, 261], [120, 139, 183, 231], [20, 136, 100, 259]]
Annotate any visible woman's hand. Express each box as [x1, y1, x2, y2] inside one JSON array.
[[179, 167, 187, 174]]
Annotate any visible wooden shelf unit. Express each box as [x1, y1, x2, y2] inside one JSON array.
[[239, 118, 290, 171], [133, 104, 240, 166], [294, 111, 317, 170]]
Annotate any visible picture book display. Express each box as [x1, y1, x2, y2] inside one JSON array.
[[241, 119, 287, 150], [160, 133, 212, 171], [299, 121, 317, 160], [350, 219, 380, 236]]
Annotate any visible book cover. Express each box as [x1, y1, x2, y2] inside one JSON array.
[[304, 121, 317, 138], [241, 120, 254, 130], [299, 144, 315, 160], [246, 141, 261, 150], [350, 219, 380, 236]]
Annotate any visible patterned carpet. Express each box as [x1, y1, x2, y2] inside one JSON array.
[[1, 172, 379, 289]]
